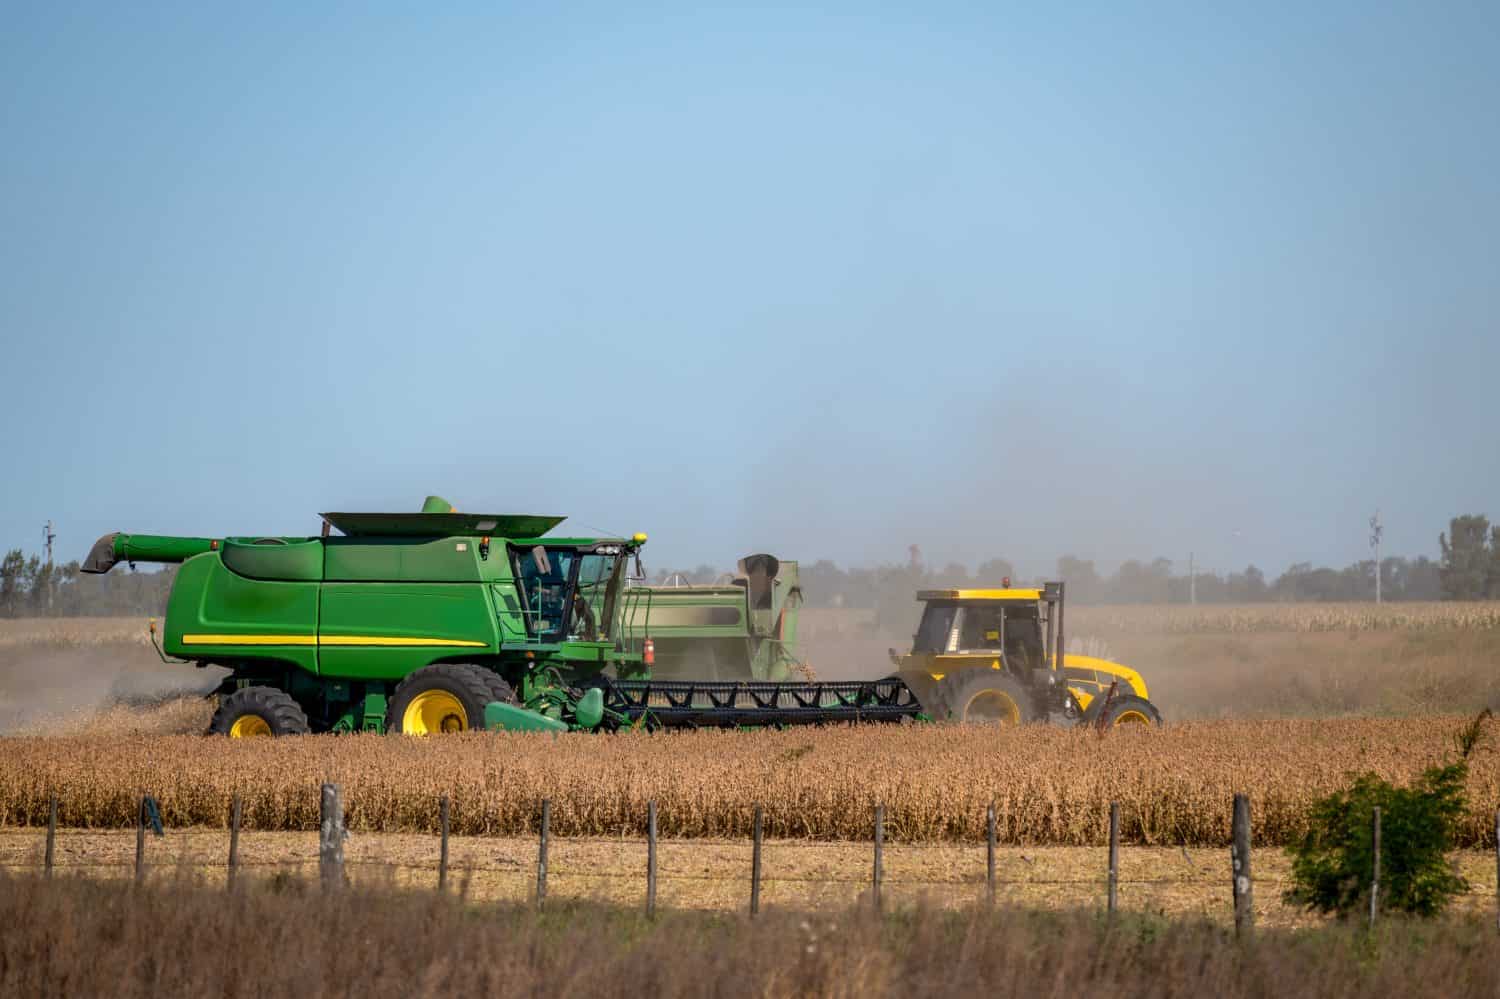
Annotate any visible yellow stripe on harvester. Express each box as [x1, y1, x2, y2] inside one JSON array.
[[182, 634, 317, 646], [318, 635, 487, 648], [181, 634, 487, 648]]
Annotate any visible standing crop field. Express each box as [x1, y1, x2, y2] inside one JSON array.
[[2, 716, 1496, 846]]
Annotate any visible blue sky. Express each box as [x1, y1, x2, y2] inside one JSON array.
[[2, 1, 1496, 578]]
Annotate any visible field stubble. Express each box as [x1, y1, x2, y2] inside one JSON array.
[[4, 828, 1495, 927]]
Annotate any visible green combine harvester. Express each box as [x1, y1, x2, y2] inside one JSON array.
[[81, 497, 916, 736]]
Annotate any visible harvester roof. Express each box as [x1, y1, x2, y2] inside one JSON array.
[[916, 588, 1043, 602], [320, 512, 567, 538]]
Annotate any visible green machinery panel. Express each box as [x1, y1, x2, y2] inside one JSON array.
[[163, 553, 320, 674], [221, 538, 324, 581], [317, 582, 499, 680], [324, 535, 488, 582]]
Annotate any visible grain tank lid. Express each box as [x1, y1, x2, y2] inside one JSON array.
[[320, 512, 566, 538]]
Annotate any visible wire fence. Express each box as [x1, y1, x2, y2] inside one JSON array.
[[5, 789, 1498, 930]]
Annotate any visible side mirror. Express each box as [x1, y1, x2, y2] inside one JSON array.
[[530, 546, 552, 575]]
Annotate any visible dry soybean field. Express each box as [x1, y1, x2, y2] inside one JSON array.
[[2, 716, 1497, 847]]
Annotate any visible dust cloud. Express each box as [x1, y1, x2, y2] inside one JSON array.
[[0, 644, 221, 735]]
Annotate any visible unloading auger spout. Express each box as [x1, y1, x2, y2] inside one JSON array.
[[80, 533, 220, 574]]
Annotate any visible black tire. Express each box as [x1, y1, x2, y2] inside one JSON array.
[[1087, 693, 1163, 729], [209, 686, 311, 738], [474, 668, 517, 706], [386, 663, 497, 735], [935, 671, 1037, 725]]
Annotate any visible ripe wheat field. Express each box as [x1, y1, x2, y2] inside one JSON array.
[[2, 717, 1496, 847]]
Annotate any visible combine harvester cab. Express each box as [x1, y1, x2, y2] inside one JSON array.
[[80, 496, 640, 737], [617, 554, 806, 681], [889, 582, 1163, 729]]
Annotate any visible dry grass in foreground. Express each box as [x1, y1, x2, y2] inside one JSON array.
[[4, 874, 1499, 998], [2, 717, 1496, 846]]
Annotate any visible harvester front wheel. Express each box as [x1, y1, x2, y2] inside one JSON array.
[[387, 664, 495, 735], [474, 669, 517, 706], [1088, 694, 1163, 729], [937, 672, 1036, 725], [209, 687, 311, 738]]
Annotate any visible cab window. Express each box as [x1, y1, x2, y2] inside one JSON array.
[[958, 605, 1005, 651]]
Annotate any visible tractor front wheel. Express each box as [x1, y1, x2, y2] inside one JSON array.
[[209, 687, 311, 738], [386, 664, 496, 735], [936, 671, 1036, 725], [1088, 693, 1163, 729]]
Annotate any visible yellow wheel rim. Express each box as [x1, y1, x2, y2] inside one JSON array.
[[403, 690, 468, 735], [1113, 709, 1152, 727], [229, 714, 272, 738], [962, 689, 1021, 725]]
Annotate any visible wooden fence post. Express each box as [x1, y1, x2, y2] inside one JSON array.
[[873, 803, 885, 913], [986, 802, 996, 908], [135, 796, 147, 884], [438, 796, 450, 893], [646, 800, 658, 919], [228, 795, 242, 888], [537, 799, 550, 905], [1369, 805, 1381, 928], [1107, 802, 1120, 915], [320, 783, 344, 890], [1231, 793, 1253, 934], [751, 805, 763, 917], [45, 794, 57, 879]]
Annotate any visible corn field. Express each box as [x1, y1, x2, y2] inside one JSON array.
[[2, 717, 1496, 847]]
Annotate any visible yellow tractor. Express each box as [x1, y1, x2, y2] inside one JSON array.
[[889, 582, 1162, 728]]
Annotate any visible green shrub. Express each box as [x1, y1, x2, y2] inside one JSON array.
[[1284, 710, 1489, 918]]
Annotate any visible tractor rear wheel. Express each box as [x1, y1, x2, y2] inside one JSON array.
[[1089, 693, 1162, 729], [386, 664, 496, 735], [936, 671, 1036, 725], [209, 687, 311, 738]]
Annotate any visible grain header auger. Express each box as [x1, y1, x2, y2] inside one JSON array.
[[620, 554, 807, 682], [80, 496, 919, 737]]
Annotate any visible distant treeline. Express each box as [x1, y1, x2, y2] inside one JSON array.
[[4, 515, 1498, 619], [655, 514, 1500, 631], [0, 553, 176, 618]]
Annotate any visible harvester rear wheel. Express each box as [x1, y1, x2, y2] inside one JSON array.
[[1089, 694, 1163, 729], [936, 671, 1035, 725], [209, 687, 311, 738], [386, 664, 496, 735]]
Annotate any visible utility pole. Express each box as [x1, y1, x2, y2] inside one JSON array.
[[43, 520, 56, 611], [1188, 552, 1197, 606], [1369, 511, 1383, 604]]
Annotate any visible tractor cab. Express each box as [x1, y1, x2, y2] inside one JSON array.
[[891, 582, 1162, 728]]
